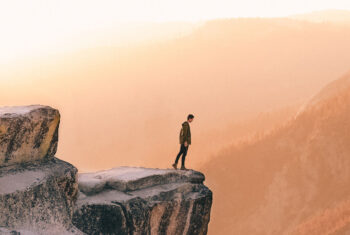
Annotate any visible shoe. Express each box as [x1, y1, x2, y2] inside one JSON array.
[[180, 166, 188, 170], [172, 163, 177, 170]]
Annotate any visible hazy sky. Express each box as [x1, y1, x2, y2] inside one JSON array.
[[2, 0, 350, 23], [1, 0, 350, 63]]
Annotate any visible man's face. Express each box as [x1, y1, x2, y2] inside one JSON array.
[[188, 118, 194, 123]]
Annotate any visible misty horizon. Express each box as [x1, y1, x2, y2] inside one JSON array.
[[2, 5, 350, 234]]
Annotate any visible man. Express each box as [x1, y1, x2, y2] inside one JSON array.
[[172, 114, 194, 170]]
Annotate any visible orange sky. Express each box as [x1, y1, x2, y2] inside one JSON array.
[[1, 17, 350, 171], [1, 2, 350, 172], [2, 3, 350, 234], [0, 1, 350, 64]]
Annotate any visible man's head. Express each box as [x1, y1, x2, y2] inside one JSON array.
[[187, 114, 194, 123]]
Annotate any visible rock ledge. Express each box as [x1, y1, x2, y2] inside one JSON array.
[[78, 166, 205, 195], [73, 167, 212, 235]]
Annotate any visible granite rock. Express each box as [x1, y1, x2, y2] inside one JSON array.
[[72, 167, 212, 235], [0, 105, 60, 167], [0, 157, 81, 235]]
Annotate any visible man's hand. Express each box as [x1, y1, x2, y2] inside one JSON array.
[[184, 141, 188, 147]]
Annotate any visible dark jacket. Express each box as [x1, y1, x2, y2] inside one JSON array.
[[179, 121, 191, 145]]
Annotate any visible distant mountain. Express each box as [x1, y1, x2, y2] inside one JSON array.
[[3, 17, 350, 171], [290, 10, 350, 24], [203, 72, 350, 234], [298, 71, 350, 114]]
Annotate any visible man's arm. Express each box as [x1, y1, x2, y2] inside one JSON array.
[[182, 123, 189, 145]]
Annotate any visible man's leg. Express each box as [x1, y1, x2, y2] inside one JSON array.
[[173, 144, 185, 169], [181, 146, 189, 170]]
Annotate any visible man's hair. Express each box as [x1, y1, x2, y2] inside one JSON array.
[[187, 114, 194, 120]]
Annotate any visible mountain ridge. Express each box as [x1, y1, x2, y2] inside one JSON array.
[[203, 72, 350, 234]]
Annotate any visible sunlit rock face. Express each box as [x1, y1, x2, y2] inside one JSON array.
[[73, 167, 213, 235], [0, 105, 60, 167]]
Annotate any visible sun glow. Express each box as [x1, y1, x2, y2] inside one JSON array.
[[0, 0, 350, 64]]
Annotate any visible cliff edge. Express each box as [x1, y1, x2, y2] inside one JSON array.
[[0, 105, 212, 235], [73, 167, 212, 235]]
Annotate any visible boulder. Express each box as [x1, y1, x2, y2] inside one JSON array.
[[0, 105, 60, 167], [72, 167, 212, 235], [0, 157, 81, 234]]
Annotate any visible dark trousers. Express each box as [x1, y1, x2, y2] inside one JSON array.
[[175, 144, 189, 167]]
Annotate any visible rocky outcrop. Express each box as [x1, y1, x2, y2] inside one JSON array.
[[0, 105, 213, 235], [0, 105, 80, 234], [0, 157, 81, 234], [0, 105, 60, 167], [72, 167, 212, 235]]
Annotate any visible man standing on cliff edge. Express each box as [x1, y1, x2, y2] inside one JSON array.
[[172, 114, 194, 170]]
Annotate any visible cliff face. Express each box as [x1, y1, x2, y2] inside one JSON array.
[[0, 105, 212, 235], [73, 167, 212, 235]]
